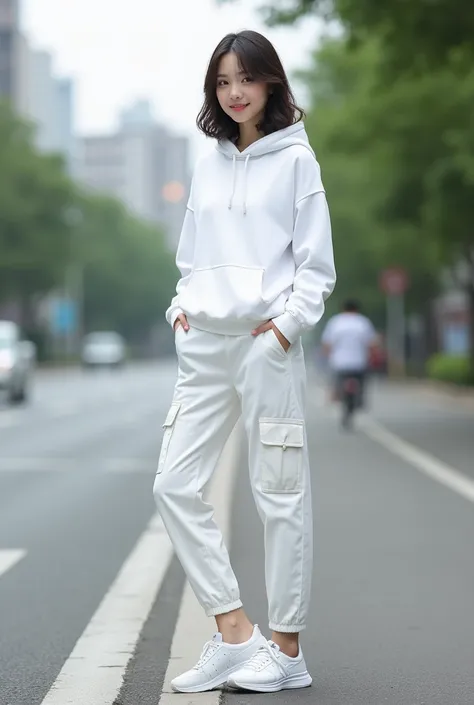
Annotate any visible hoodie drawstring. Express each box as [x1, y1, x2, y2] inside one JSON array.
[[228, 154, 250, 216], [242, 154, 250, 215], [228, 155, 237, 211]]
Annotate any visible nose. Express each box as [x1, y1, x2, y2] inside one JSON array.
[[229, 82, 243, 101]]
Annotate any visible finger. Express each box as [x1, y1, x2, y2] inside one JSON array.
[[178, 314, 190, 331], [251, 321, 272, 336]]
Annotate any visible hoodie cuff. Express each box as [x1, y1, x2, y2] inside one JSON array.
[[167, 306, 183, 330], [272, 312, 303, 345]]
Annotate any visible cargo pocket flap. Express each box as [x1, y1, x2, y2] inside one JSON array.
[[163, 401, 181, 428], [259, 419, 304, 448]]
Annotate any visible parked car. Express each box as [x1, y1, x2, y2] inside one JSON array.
[[81, 331, 126, 369], [0, 321, 35, 404]]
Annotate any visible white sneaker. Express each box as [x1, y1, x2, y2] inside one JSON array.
[[227, 640, 312, 693], [170, 624, 267, 693]]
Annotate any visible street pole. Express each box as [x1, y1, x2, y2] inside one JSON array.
[[381, 268, 409, 379], [386, 293, 406, 377]]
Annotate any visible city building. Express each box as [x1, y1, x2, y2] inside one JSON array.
[[78, 101, 190, 247], [0, 0, 20, 104], [16, 40, 76, 174]]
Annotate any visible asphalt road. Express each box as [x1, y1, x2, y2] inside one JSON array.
[[0, 360, 473, 705]]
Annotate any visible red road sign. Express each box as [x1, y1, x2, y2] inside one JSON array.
[[379, 267, 409, 295]]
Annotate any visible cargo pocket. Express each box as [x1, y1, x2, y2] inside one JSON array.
[[259, 418, 304, 493], [156, 402, 181, 474]]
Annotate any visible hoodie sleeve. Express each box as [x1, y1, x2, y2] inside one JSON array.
[[165, 197, 196, 329], [272, 155, 336, 344]]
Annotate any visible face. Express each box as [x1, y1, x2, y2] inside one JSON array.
[[216, 52, 269, 127]]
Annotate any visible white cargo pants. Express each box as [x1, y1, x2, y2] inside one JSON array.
[[153, 325, 312, 633]]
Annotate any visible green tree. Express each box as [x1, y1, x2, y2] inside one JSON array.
[[221, 0, 474, 68], [76, 193, 176, 344], [221, 1, 474, 374], [0, 101, 177, 357], [0, 101, 76, 326], [301, 38, 441, 328]]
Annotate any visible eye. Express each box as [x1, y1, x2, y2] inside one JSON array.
[[242, 76, 253, 83], [217, 80, 228, 87]]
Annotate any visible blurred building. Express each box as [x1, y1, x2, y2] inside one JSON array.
[[0, 0, 20, 104], [16, 41, 76, 175], [0, 0, 76, 175], [77, 101, 190, 248]]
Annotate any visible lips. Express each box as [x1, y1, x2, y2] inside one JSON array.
[[230, 104, 249, 112]]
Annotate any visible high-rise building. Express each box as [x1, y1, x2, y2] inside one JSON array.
[[0, 0, 19, 103], [16, 40, 76, 174], [54, 77, 76, 175], [78, 101, 190, 247]]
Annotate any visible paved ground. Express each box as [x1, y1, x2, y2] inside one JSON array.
[[0, 360, 473, 705]]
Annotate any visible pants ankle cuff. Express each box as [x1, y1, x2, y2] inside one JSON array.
[[206, 599, 243, 617], [269, 622, 306, 633]]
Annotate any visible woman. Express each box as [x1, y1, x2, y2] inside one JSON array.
[[153, 29, 336, 694]]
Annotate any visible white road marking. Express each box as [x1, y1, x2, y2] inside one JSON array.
[[40, 514, 173, 705], [359, 415, 474, 504], [0, 549, 27, 578], [159, 422, 243, 705], [309, 385, 474, 505]]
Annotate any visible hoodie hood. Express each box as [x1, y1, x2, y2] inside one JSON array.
[[216, 122, 315, 159], [216, 123, 315, 214]]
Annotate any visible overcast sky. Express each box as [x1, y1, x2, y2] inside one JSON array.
[[21, 0, 324, 158]]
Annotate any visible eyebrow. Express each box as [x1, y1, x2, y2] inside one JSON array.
[[217, 70, 247, 78]]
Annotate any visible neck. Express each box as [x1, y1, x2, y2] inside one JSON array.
[[237, 120, 263, 152]]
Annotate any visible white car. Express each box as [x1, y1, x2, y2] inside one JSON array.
[[0, 321, 35, 404], [81, 331, 126, 369]]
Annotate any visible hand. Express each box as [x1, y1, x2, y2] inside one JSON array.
[[174, 314, 189, 332], [251, 320, 291, 352]]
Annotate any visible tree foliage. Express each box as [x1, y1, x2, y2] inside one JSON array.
[[222, 0, 474, 368], [0, 101, 75, 307], [222, 0, 474, 69], [0, 101, 176, 354]]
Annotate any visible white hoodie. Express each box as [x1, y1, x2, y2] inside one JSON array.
[[166, 122, 336, 343]]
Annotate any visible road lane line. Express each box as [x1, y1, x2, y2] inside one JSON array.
[[0, 549, 26, 578], [158, 422, 243, 705], [359, 415, 474, 504], [40, 514, 173, 705]]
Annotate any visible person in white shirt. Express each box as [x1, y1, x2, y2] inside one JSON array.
[[321, 300, 378, 406]]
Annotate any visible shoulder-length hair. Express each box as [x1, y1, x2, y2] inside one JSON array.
[[197, 30, 304, 142]]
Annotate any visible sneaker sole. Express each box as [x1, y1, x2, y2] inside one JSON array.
[[170, 645, 268, 694], [227, 671, 313, 693]]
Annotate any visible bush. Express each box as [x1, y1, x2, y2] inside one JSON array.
[[426, 353, 473, 386]]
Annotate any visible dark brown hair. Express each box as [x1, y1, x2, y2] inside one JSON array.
[[197, 30, 304, 142]]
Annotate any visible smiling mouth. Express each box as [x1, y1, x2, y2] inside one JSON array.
[[230, 104, 249, 111]]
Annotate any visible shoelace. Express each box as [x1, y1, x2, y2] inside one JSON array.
[[245, 643, 281, 672], [194, 640, 220, 670]]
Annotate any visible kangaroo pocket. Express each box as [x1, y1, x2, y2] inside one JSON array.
[[180, 265, 266, 320]]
